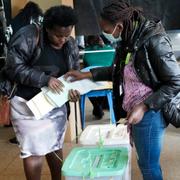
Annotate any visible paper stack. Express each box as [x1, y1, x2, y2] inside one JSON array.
[[26, 75, 112, 120]]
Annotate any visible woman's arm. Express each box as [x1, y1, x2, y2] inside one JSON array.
[[64, 66, 113, 82], [5, 25, 50, 88], [64, 70, 92, 81]]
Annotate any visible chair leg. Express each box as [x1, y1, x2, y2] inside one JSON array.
[[80, 95, 86, 129], [107, 92, 116, 124]]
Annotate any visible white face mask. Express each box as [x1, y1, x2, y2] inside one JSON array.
[[102, 25, 122, 43]]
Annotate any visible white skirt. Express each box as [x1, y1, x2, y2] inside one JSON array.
[[10, 96, 67, 158]]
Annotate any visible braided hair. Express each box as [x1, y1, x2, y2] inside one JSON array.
[[101, 0, 144, 42]]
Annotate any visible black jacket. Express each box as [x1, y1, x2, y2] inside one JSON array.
[[90, 20, 180, 121], [5, 24, 79, 94]]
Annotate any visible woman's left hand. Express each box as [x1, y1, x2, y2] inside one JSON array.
[[68, 89, 80, 102], [127, 103, 148, 125]]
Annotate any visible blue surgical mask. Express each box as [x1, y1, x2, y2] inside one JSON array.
[[102, 25, 122, 43]]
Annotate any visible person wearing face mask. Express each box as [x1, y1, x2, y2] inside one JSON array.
[[101, 24, 122, 48], [64, 0, 180, 180], [102, 24, 122, 43], [4, 5, 80, 180]]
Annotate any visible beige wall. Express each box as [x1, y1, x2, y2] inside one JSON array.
[[11, 0, 27, 17], [31, 0, 61, 12], [11, 0, 74, 17], [60, 0, 73, 7], [31, 0, 73, 12]]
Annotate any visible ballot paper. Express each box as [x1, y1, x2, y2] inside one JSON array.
[[26, 91, 57, 120], [26, 75, 112, 120], [41, 76, 101, 107]]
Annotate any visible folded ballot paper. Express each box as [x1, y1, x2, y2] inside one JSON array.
[[26, 75, 112, 120]]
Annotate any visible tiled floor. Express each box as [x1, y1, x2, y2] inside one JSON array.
[[0, 100, 180, 180]]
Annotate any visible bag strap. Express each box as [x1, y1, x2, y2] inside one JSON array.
[[8, 83, 17, 99], [33, 23, 40, 47], [143, 45, 160, 89]]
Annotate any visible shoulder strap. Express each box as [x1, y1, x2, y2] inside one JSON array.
[[143, 45, 160, 89], [33, 23, 40, 47]]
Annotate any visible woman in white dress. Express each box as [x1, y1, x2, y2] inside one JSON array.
[[5, 5, 80, 180]]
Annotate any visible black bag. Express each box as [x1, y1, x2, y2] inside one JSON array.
[[163, 92, 180, 128]]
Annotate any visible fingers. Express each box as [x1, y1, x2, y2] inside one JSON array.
[[127, 111, 139, 125], [126, 105, 145, 125], [127, 116, 137, 125], [117, 118, 127, 124], [127, 116, 134, 124], [68, 89, 80, 102], [48, 77, 64, 93], [64, 70, 78, 82], [127, 116, 140, 125], [127, 123, 132, 133], [64, 71, 72, 80], [64, 70, 87, 82]]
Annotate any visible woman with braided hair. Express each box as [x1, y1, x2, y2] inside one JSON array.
[[65, 0, 180, 179]]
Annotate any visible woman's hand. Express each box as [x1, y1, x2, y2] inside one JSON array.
[[48, 77, 64, 93], [64, 70, 92, 82], [127, 103, 148, 125], [68, 89, 80, 102]]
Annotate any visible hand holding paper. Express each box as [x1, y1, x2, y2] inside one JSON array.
[[27, 72, 112, 120], [48, 77, 64, 93]]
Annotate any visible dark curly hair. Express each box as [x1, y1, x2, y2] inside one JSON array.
[[19, 1, 43, 23], [43, 5, 78, 29], [101, 0, 143, 41], [20, 1, 43, 18]]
